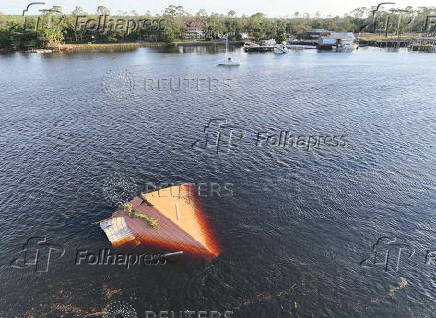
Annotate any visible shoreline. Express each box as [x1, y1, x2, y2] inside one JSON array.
[[2, 37, 433, 54], [59, 42, 166, 53], [1, 40, 244, 54]]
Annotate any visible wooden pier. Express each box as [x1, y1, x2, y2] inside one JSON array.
[[358, 36, 436, 51], [244, 45, 273, 52], [243, 40, 318, 52], [409, 38, 436, 52]]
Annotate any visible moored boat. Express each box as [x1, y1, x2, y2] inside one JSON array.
[[218, 57, 240, 66]]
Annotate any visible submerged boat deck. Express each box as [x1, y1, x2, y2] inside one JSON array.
[[100, 184, 220, 257]]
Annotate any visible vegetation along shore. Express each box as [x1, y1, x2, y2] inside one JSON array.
[[0, 4, 435, 52]]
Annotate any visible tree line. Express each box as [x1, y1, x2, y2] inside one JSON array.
[[1, 5, 435, 49]]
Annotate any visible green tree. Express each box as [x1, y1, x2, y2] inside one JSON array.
[[38, 12, 65, 47], [275, 20, 287, 42], [289, 18, 311, 36], [161, 5, 183, 42], [0, 26, 12, 48], [248, 12, 267, 41]]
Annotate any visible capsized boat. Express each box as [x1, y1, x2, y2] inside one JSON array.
[[274, 43, 289, 54], [98, 184, 221, 258]]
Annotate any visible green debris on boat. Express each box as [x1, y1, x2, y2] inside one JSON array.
[[123, 202, 158, 229], [133, 212, 158, 229]]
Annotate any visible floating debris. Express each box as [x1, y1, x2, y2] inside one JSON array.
[[370, 277, 408, 303]]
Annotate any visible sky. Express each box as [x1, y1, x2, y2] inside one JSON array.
[[1, 0, 435, 17]]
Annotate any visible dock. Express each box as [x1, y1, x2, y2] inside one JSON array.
[[358, 37, 436, 51], [243, 40, 318, 52], [244, 45, 273, 52], [409, 38, 436, 52]]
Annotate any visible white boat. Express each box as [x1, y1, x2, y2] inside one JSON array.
[[218, 57, 240, 66], [274, 43, 289, 54], [333, 42, 358, 52], [218, 35, 240, 66]]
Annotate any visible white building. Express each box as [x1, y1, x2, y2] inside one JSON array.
[[318, 32, 356, 47]]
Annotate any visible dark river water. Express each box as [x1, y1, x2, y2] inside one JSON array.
[[0, 46, 435, 317]]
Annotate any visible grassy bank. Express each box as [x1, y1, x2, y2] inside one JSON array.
[[357, 34, 425, 41], [50, 40, 242, 53], [59, 42, 167, 52], [170, 40, 243, 46]]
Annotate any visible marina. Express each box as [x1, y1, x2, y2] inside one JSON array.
[[244, 31, 360, 52]]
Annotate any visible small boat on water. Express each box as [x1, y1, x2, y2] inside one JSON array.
[[25, 49, 53, 54], [218, 57, 240, 66], [332, 42, 358, 52], [218, 34, 240, 66], [274, 43, 289, 54]]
